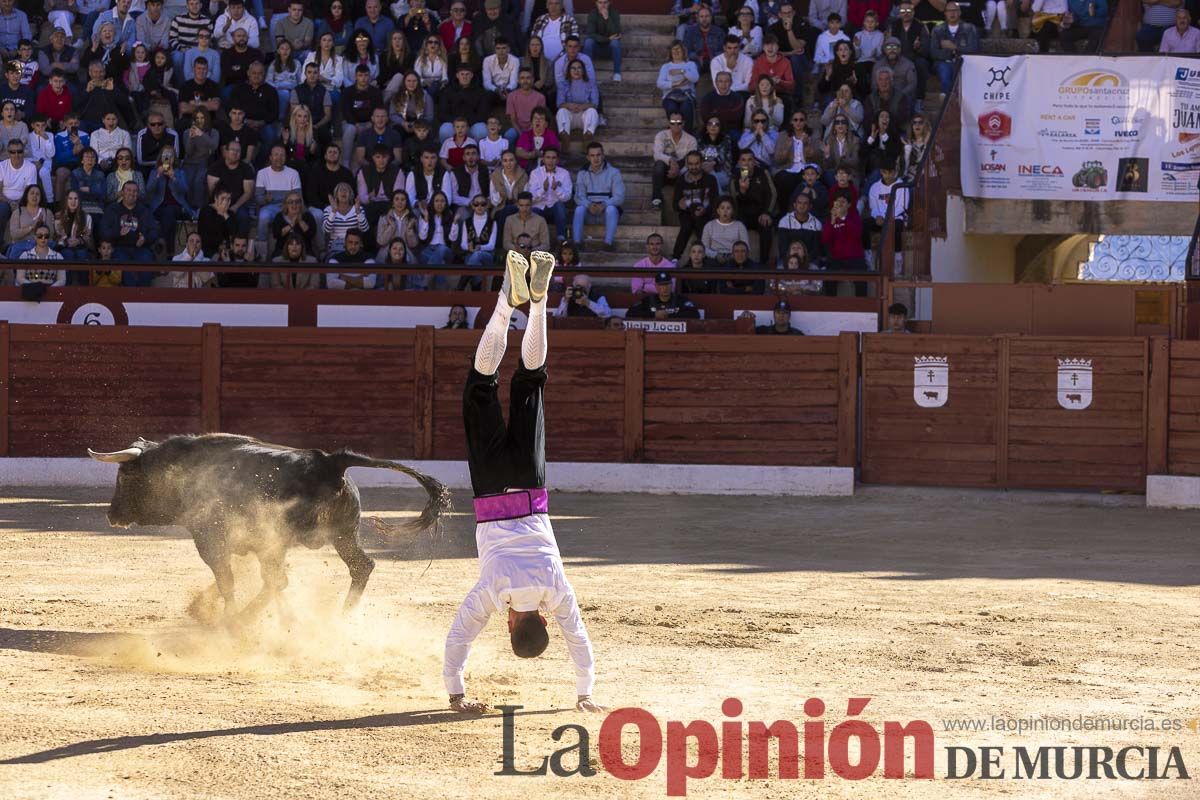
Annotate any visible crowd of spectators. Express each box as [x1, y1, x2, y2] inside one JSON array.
[[0, 0, 635, 289]]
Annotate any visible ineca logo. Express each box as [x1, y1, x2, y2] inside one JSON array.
[[978, 110, 1012, 141], [1018, 165, 1064, 176]]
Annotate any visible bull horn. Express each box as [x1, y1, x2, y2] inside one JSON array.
[[87, 447, 143, 463]]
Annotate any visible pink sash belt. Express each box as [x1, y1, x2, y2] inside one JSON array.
[[473, 488, 549, 523]]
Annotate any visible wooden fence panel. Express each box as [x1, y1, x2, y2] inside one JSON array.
[[862, 335, 1001, 487], [430, 329, 626, 463], [219, 328, 416, 457], [642, 335, 843, 466], [1006, 338, 1147, 491], [1167, 339, 1200, 476], [7, 325, 203, 456]]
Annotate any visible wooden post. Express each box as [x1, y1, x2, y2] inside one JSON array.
[[837, 331, 858, 468], [1147, 336, 1169, 475], [996, 335, 1010, 488], [413, 325, 435, 459], [623, 328, 645, 462], [0, 322, 8, 457], [200, 323, 221, 433]]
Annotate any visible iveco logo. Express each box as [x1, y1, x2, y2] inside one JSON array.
[[1114, 130, 1139, 138]]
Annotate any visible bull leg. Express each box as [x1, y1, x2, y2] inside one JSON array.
[[192, 529, 236, 614], [239, 551, 289, 623], [332, 528, 376, 611]]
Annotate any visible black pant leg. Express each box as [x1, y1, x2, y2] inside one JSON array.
[[505, 362, 547, 490], [463, 367, 511, 497]]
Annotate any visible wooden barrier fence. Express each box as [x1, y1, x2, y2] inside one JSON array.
[[14, 323, 1200, 492], [0, 323, 859, 469]]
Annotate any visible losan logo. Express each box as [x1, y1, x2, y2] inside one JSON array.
[[1018, 164, 1064, 176], [978, 110, 1012, 141], [981, 163, 1006, 172]]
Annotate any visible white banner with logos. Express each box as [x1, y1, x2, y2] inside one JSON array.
[[961, 55, 1200, 202]]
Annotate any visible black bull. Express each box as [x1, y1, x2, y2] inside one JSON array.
[[88, 434, 452, 617]]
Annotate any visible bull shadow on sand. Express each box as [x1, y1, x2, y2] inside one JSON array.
[[369, 487, 1200, 587], [3, 486, 1199, 586], [0, 706, 564, 765], [0, 626, 144, 658]]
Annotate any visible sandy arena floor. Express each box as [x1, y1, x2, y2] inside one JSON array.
[[0, 485, 1197, 799]]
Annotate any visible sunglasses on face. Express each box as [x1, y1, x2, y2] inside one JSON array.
[[669, 120, 683, 125]]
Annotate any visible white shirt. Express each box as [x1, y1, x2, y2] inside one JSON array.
[[814, 30, 850, 65], [454, 211, 496, 251], [542, 18, 564, 62], [709, 52, 755, 93], [478, 135, 509, 167], [444, 514, 595, 696], [214, 10, 259, 49], [0, 158, 36, 202], [482, 53, 520, 92], [255, 165, 302, 200], [90, 127, 132, 162], [868, 179, 909, 219], [528, 165, 571, 209]]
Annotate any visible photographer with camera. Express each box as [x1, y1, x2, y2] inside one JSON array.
[[554, 273, 611, 319]]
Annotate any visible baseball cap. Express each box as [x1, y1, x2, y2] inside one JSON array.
[[485, 0, 501, 8], [774, 299, 792, 312], [654, 271, 672, 284], [884, 36, 901, 48]]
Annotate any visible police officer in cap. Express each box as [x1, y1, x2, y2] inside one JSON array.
[[755, 299, 804, 335], [625, 271, 701, 320]]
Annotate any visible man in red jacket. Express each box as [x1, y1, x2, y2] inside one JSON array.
[[820, 194, 868, 296], [35, 69, 72, 129]]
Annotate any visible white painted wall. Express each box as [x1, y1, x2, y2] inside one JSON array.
[[931, 195, 1021, 283]]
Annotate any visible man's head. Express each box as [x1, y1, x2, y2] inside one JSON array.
[[586, 142, 604, 170], [875, 67, 893, 93], [325, 142, 341, 166], [232, 27, 249, 48], [517, 67, 533, 90], [485, 0, 501, 19], [6, 138, 22, 165], [147, 113, 166, 136], [224, 139, 243, 165], [542, 147, 558, 171], [731, 240, 750, 264], [516, 191, 533, 216], [1177, 8, 1192, 29], [121, 180, 139, 207], [114, 0, 130, 13], [49, 70, 65, 92], [420, 149, 438, 172], [226, 0, 244, 18], [793, 192, 811, 218], [63, 111, 79, 132], [193, 57, 209, 82], [737, 149, 757, 171], [508, 608, 549, 657], [646, 233, 663, 257], [715, 71, 732, 94], [231, 234, 249, 259], [572, 273, 592, 292], [456, 64, 473, 87], [564, 36, 581, 59], [886, 302, 908, 331], [288, 0, 304, 21], [372, 107, 389, 130], [884, 36, 901, 59], [697, 6, 712, 28], [248, 61, 265, 87], [187, 0, 202, 13], [304, 61, 320, 84], [0, 0, 13, 14], [365, 0, 381, 19], [655, 272, 673, 301], [773, 299, 792, 328], [546, 0, 563, 17], [270, 143, 287, 170], [685, 149, 703, 177], [722, 35, 740, 61], [344, 229, 364, 255], [826, 11, 841, 31], [356, 64, 371, 88], [763, 35, 779, 58], [49, 27, 66, 49], [945, 1, 961, 23], [146, 0, 163, 19], [463, 143, 479, 168], [495, 38, 510, 60]]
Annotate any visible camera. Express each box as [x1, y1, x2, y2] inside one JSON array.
[[570, 285, 586, 300]]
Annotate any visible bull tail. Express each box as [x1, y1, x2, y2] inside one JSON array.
[[332, 452, 453, 535]]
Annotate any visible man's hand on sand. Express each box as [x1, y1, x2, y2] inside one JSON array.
[[450, 694, 491, 714], [576, 695, 607, 713]]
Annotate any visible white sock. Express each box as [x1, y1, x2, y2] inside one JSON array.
[[474, 295, 513, 375], [521, 298, 548, 370]]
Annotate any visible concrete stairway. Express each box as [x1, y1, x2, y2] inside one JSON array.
[[574, 14, 1039, 267]]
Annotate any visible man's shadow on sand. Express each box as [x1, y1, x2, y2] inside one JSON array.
[[0, 626, 565, 765]]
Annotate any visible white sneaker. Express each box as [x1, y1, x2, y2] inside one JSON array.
[[651, 198, 662, 208], [612, 73, 622, 82]]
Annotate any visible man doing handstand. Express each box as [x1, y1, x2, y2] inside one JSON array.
[[444, 249, 605, 714]]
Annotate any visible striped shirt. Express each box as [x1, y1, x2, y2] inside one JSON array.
[[169, 12, 212, 52], [321, 204, 369, 255]]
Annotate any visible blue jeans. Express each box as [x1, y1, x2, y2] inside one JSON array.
[[934, 60, 958, 94], [257, 203, 281, 242], [461, 249, 493, 290], [419, 243, 454, 289], [572, 203, 619, 244], [583, 38, 622, 75], [438, 121, 489, 141], [1136, 23, 1168, 51], [537, 202, 568, 240]]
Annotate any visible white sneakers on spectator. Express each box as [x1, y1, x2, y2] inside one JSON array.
[[613, 73, 622, 82]]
